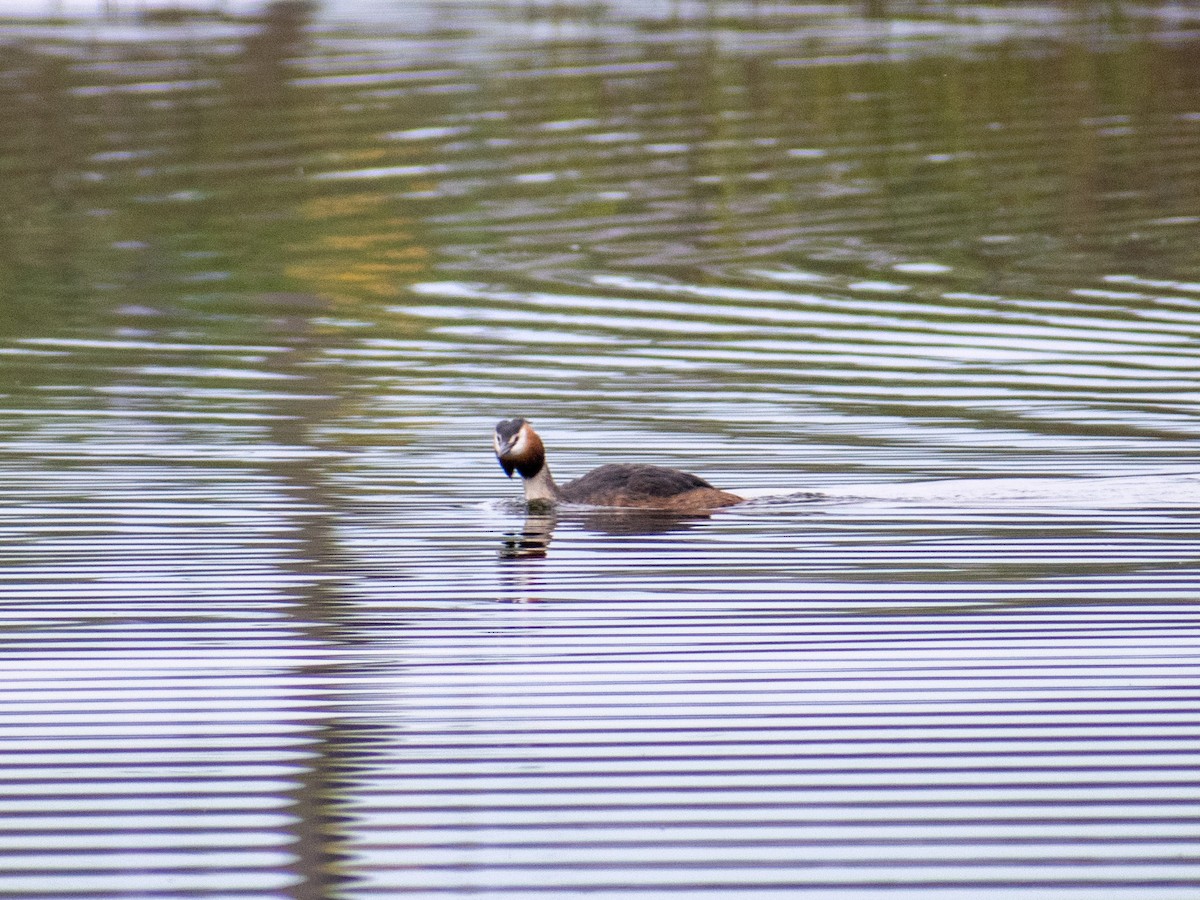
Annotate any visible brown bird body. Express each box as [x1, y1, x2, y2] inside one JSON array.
[[493, 418, 742, 512]]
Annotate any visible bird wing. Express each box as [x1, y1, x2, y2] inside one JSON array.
[[561, 464, 713, 500]]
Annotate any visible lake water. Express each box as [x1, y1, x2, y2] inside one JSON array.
[[2, 1, 1200, 897]]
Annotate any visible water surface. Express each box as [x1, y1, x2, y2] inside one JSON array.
[[1, 1, 1200, 897]]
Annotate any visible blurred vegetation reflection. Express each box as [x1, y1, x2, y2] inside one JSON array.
[[0, 1, 1196, 334]]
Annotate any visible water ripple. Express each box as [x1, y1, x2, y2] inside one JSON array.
[[2, 2, 1200, 898]]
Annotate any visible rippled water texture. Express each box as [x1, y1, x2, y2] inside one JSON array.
[[1, 1, 1200, 897]]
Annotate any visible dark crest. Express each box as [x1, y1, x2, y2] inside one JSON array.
[[495, 418, 526, 443]]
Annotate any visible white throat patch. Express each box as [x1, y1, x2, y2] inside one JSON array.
[[510, 427, 530, 457]]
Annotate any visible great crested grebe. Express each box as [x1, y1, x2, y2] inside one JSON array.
[[493, 418, 742, 511]]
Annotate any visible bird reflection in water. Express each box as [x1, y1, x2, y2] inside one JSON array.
[[499, 511, 557, 560], [496, 507, 726, 603], [498, 507, 710, 561]]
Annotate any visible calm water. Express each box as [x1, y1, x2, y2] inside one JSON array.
[[2, 1, 1200, 897]]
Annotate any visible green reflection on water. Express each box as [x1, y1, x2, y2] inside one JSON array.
[[0, 1, 1196, 337]]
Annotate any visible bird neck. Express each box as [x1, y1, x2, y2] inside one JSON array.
[[522, 462, 560, 502]]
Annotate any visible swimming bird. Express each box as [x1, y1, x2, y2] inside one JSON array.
[[493, 418, 742, 511]]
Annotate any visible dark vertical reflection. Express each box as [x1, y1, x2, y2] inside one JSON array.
[[238, 0, 318, 106], [263, 329, 347, 900], [221, 6, 352, 899], [0, 48, 88, 324]]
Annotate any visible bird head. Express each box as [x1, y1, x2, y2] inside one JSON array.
[[494, 418, 545, 479]]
